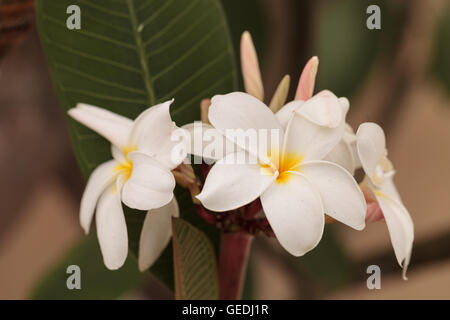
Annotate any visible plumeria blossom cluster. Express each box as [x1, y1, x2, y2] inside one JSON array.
[[68, 101, 185, 271], [183, 31, 414, 278], [68, 31, 414, 279]]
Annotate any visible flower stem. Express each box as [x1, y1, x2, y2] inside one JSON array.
[[218, 231, 253, 300]]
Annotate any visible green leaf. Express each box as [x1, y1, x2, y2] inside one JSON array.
[[36, 0, 237, 176], [172, 218, 219, 300], [32, 234, 146, 300], [36, 0, 236, 289]]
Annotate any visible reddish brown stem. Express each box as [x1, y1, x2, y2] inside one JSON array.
[[194, 204, 217, 225], [218, 231, 253, 300]]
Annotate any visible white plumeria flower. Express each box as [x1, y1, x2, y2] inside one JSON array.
[[185, 48, 357, 174], [68, 101, 185, 270], [275, 90, 359, 175], [325, 123, 360, 174], [274, 60, 360, 174], [241, 33, 359, 174], [277, 97, 360, 175], [196, 92, 366, 256], [356, 122, 414, 279]]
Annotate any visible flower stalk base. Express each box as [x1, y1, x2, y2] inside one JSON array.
[[218, 231, 253, 300]]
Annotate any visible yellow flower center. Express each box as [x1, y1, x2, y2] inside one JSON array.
[[260, 150, 304, 184], [114, 160, 133, 181], [113, 146, 137, 182], [374, 189, 385, 198], [122, 145, 137, 157]]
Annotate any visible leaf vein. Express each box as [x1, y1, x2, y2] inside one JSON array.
[[42, 14, 136, 49], [55, 63, 147, 95], [145, 7, 212, 58], [127, 0, 155, 106], [139, 0, 174, 29], [143, 0, 200, 48], [151, 23, 224, 81], [61, 87, 147, 104], [158, 51, 229, 101], [172, 71, 235, 116], [76, 0, 130, 18], [43, 37, 141, 73]]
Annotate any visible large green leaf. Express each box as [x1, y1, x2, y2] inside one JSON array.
[[36, 0, 236, 289], [36, 0, 237, 175], [32, 235, 146, 300], [172, 218, 218, 300]]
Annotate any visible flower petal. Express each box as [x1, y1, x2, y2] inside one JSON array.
[[128, 100, 186, 169], [138, 198, 179, 272], [275, 100, 304, 128], [301, 160, 366, 230], [182, 122, 240, 162], [375, 191, 414, 279], [111, 145, 126, 163], [343, 123, 361, 168], [209, 92, 284, 160], [160, 126, 189, 170], [356, 122, 387, 181], [196, 151, 276, 212], [339, 97, 350, 114], [68, 104, 133, 149], [79, 160, 117, 234], [283, 110, 344, 162], [295, 56, 319, 101], [323, 139, 355, 174], [121, 152, 175, 211], [260, 173, 324, 256], [96, 179, 128, 270], [240, 31, 264, 101], [379, 177, 402, 202], [128, 100, 174, 148], [295, 90, 344, 128]]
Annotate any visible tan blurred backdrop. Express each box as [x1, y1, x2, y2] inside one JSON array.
[[0, 0, 449, 299]]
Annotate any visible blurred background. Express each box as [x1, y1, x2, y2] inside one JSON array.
[[0, 0, 449, 299]]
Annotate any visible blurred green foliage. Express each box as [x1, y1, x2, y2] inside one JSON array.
[[432, 5, 450, 94], [313, 0, 388, 98], [32, 234, 146, 300], [221, 0, 267, 90], [294, 227, 350, 290]]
